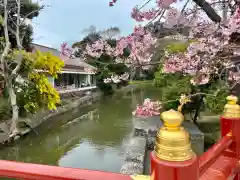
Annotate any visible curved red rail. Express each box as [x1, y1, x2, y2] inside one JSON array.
[[0, 160, 132, 180], [199, 135, 233, 176]]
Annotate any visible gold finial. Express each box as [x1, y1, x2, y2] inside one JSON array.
[[131, 175, 151, 180], [178, 94, 191, 112], [223, 95, 240, 118], [154, 109, 194, 161], [131, 170, 154, 180], [161, 109, 184, 129]]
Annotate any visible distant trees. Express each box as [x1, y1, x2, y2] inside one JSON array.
[[99, 27, 120, 40], [70, 26, 129, 94], [72, 25, 121, 50]]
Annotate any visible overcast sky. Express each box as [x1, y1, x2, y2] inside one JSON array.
[[32, 0, 184, 49]]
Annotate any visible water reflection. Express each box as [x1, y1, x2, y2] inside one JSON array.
[[58, 140, 126, 173], [0, 87, 161, 173]]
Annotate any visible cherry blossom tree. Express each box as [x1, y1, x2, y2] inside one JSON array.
[[61, 0, 240, 118]]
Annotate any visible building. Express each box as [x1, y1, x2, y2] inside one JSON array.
[[32, 43, 97, 94]]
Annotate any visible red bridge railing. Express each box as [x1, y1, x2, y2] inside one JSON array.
[[0, 160, 132, 180], [0, 95, 238, 180], [199, 134, 233, 176]]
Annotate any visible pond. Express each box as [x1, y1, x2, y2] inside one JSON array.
[[0, 86, 161, 174]]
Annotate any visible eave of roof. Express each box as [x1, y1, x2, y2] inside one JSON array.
[[31, 43, 97, 70]]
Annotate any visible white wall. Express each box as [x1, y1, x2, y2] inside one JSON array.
[[47, 76, 55, 87]]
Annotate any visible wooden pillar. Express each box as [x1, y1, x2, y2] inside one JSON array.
[[150, 109, 199, 180], [220, 96, 239, 137], [221, 95, 240, 180]]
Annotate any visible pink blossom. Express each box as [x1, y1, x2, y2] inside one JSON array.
[[162, 6, 240, 86], [84, 26, 156, 67], [227, 7, 240, 34], [131, 8, 158, 22], [60, 42, 73, 57], [164, 8, 189, 27], [228, 71, 240, 82], [84, 39, 114, 58], [156, 0, 176, 8], [103, 73, 130, 84], [190, 74, 210, 85], [132, 99, 161, 117]]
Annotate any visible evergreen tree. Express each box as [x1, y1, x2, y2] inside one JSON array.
[[0, 0, 40, 51]]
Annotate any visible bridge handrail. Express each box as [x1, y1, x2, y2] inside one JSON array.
[[199, 134, 233, 176], [0, 160, 132, 180]]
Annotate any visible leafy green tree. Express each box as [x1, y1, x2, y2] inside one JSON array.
[[0, 0, 40, 51], [0, 0, 63, 137]]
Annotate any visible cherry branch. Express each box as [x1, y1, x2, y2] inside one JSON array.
[[192, 0, 221, 22], [146, 9, 165, 27], [138, 0, 153, 10]]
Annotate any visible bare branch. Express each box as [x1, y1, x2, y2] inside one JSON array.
[[10, 0, 21, 78], [181, 0, 191, 14], [138, 0, 153, 10], [15, 0, 21, 49]]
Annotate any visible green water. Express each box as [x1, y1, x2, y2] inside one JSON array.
[[0, 87, 161, 174]]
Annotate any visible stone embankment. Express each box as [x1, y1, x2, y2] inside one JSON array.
[[120, 116, 204, 176], [120, 116, 160, 175], [0, 91, 101, 144]]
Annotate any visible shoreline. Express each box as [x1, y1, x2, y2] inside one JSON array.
[[0, 84, 140, 147], [0, 91, 102, 145]]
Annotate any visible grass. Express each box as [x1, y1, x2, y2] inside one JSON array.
[[129, 80, 153, 85]]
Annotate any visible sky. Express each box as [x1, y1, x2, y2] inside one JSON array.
[[32, 0, 145, 49], [32, 0, 184, 49]]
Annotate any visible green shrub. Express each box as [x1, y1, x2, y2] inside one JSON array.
[[0, 98, 11, 120]]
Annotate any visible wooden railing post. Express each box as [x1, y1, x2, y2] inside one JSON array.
[[221, 96, 240, 152], [221, 96, 240, 137], [221, 95, 240, 180], [150, 109, 199, 180]]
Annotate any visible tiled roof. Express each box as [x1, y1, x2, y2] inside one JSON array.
[[31, 43, 96, 70]]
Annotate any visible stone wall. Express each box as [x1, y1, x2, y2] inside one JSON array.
[[120, 116, 204, 176], [25, 92, 101, 129], [0, 92, 101, 143], [120, 116, 161, 175]]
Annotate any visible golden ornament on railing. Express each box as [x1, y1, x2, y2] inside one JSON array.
[[130, 169, 154, 180], [130, 175, 150, 180], [223, 95, 240, 118], [154, 109, 194, 161]]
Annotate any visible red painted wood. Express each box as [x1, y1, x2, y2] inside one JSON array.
[[231, 117, 240, 180], [234, 174, 240, 180], [0, 160, 132, 180], [220, 116, 233, 137], [199, 135, 233, 176], [150, 152, 198, 180], [200, 155, 237, 180], [232, 118, 240, 156]]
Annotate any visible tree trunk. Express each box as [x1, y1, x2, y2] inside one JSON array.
[[193, 0, 221, 22], [222, 0, 228, 23], [6, 79, 19, 137]]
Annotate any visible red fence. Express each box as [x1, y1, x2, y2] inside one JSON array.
[[199, 135, 233, 176], [0, 160, 131, 180], [0, 96, 239, 180]]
